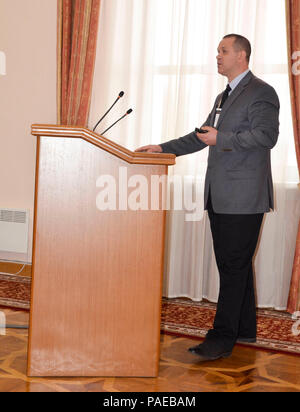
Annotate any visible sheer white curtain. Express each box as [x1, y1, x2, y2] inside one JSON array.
[[89, 0, 300, 310]]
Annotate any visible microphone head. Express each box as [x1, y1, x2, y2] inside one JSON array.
[[119, 91, 125, 98], [127, 109, 133, 114]]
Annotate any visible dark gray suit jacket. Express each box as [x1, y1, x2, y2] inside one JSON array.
[[160, 71, 280, 214]]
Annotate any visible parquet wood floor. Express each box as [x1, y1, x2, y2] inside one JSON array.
[[0, 307, 299, 392]]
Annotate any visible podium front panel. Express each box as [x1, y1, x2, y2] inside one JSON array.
[[27, 136, 169, 377]]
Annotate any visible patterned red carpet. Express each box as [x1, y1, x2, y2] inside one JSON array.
[[0, 274, 30, 310], [161, 298, 300, 355], [1, 274, 299, 355]]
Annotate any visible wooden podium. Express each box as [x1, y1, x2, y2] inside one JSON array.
[[27, 125, 175, 377]]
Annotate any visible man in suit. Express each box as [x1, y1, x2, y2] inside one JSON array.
[[136, 34, 280, 361]]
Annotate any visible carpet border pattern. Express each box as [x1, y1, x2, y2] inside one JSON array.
[[161, 298, 300, 355]]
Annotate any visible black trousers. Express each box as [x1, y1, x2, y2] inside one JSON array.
[[207, 194, 264, 350]]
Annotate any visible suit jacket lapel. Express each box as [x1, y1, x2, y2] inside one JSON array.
[[216, 71, 254, 129]]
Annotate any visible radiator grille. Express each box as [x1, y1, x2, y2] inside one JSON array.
[[0, 209, 27, 224], [0, 209, 29, 253]]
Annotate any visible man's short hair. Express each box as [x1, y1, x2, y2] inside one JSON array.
[[223, 34, 252, 63]]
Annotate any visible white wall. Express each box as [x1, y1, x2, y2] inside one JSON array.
[[0, 0, 57, 262]]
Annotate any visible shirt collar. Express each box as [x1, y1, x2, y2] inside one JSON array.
[[229, 69, 250, 94]]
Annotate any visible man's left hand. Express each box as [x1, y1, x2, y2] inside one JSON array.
[[196, 127, 218, 146]]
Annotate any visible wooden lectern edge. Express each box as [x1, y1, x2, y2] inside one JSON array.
[[31, 124, 176, 166]]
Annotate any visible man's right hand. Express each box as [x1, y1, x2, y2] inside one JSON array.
[[135, 145, 163, 153]]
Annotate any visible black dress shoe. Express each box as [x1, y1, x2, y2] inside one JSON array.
[[188, 343, 232, 361], [188, 343, 204, 353]]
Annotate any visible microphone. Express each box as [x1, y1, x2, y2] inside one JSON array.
[[101, 109, 133, 136], [93, 91, 125, 132]]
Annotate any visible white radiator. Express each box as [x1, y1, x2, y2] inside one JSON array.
[[0, 209, 29, 253]]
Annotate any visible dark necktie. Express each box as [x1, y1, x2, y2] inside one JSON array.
[[220, 84, 232, 108]]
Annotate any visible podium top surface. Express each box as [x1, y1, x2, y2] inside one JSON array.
[[32, 124, 176, 166]]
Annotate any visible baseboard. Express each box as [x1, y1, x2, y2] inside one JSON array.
[[0, 261, 31, 310], [0, 261, 32, 277]]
